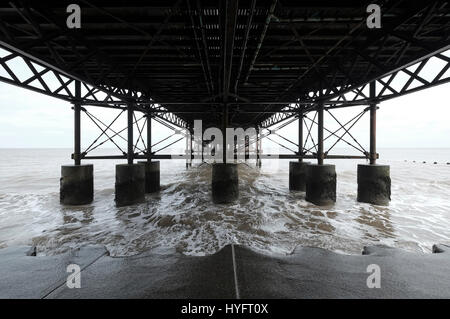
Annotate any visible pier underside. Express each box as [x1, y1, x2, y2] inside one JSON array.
[[1, 1, 449, 124], [0, 0, 449, 206], [1, 1, 450, 301]]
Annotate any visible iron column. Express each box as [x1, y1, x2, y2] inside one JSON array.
[[370, 81, 377, 165], [317, 102, 324, 165], [357, 81, 390, 205], [256, 126, 260, 165], [190, 130, 193, 167], [222, 103, 228, 163], [62, 80, 93, 205], [298, 110, 303, 163], [201, 135, 204, 162], [305, 102, 336, 205], [127, 101, 134, 165], [290, 108, 309, 191], [139, 111, 160, 194], [74, 80, 81, 165], [147, 112, 152, 162]]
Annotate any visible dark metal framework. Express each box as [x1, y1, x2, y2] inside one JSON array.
[[0, 0, 449, 162]]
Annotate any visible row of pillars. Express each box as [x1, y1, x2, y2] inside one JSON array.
[[288, 161, 391, 206], [211, 82, 391, 206], [60, 81, 390, 207], [60, 81, 161, 207], [60, 159, 161, 207], [289, 82, 391, 206]]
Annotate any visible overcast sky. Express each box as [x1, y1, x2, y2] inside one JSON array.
[[0, 54, 449, 150]]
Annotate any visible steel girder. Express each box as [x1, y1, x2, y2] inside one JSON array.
[[260, 45, 450, 129]]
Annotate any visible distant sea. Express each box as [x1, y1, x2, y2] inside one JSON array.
[[0, 148, 449, 256]]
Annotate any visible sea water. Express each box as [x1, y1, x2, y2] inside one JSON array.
[[0, 148, 449, 256]]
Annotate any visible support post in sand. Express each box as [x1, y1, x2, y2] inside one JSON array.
[[357, 81, 391, 205], [289, 110, 309, 191], [306, 102, 336, 205], [115, 101, 145, 206], [212, 163, 239, 204], [138, 112, 160, 193], [211, 103, 239, 204], [60, 80, 94, 205]]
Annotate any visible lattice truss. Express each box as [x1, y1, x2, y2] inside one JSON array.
[[260, 47, 450, 130], [257, 46, 450, 158], [219, 43, 450, 159], [307, 49, 450, 108], [0, 42, 188, 157], [259, 107, 370, 159], [0, 44, 141, 103], [77, 106, 188, 159]]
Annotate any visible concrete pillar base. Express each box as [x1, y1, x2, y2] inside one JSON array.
[[357, 164, 391, 205], [212, 163, 238, 204], [138, 161, 160, 193], [60, 164, 94, 205], [306, 164, 336, 206], [289, 161, 310, 191], [115, 164, 145, 207]]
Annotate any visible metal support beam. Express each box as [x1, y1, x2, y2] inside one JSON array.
[[370, 82, 377, 165], [147, 112, 152, 162], [259, 131, 263, 165], [223, 103, 228, 163], [201, 135, 204, 163], [244, 0, 277, 84], [127, 101, 134, 165], [245, 135, 249, 160], [190, 131, 193, 167], [298, 110, 303, 163], [74, 80, 81, 165], [235, 0, 256, 93], [256, 126, 260, 165], [317, 103, 324, 165], [81, 154, 369, 160], [222, 0, 238, 98]]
